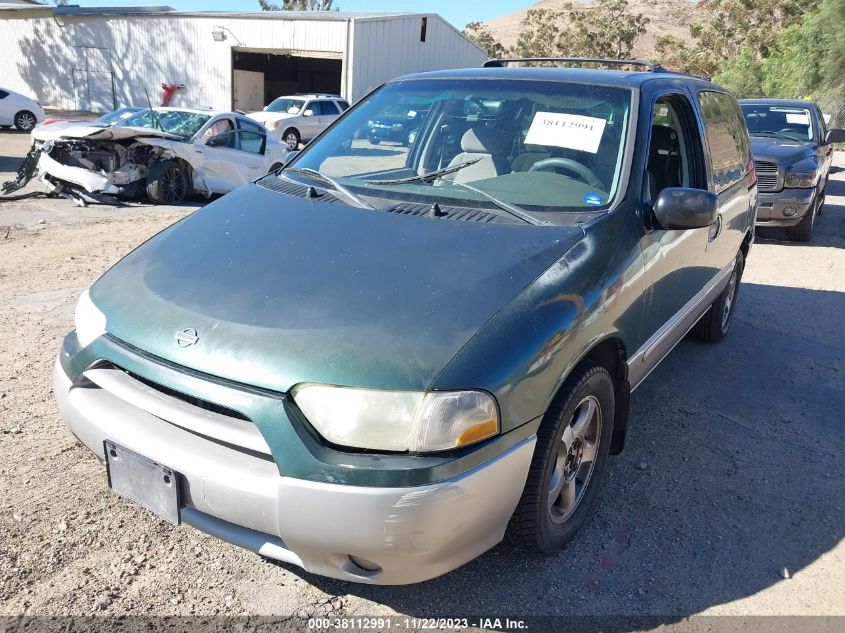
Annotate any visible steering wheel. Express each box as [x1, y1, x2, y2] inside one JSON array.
[[528, 158, 604, 189]]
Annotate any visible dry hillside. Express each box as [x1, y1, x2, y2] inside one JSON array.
[[483, 0, 703, 60]]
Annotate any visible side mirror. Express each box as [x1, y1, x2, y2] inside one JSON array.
[[653, 187, 718, 230], [205, 135, 221, 147], [303, 109, 314, 117], [283, 150, 300, 165], [825, 128, 845, 144]]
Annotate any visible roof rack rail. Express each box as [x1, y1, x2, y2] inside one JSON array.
[[293, 92, 343, 98], [483, 57, 664, 72]]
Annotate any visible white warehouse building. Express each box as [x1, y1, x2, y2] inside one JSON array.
[[0, 3, 486, 112]]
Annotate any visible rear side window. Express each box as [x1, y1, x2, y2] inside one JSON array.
[[698, 91, 750, 193], [316, 101, 339, 115], [336, 100, 350, 112]]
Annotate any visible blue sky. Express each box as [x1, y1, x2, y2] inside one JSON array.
[[71, 0, 529, 29]]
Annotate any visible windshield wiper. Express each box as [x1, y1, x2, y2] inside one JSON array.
[[365, 158, 483, 185], [366, 161, 545, 226], [283, 167, 375, 210], [444, 180, 547, 226], [752, 131, 796, 141]]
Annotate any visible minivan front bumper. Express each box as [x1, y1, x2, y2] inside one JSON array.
[[54, 354, 535, 585]]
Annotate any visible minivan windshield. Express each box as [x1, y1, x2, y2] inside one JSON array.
[[265, 98, 305, 114], [740, 104, 814, 142], [286, 79, 632, 215]]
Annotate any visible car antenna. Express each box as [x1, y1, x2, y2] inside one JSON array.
[[143, 87, 165, 133]]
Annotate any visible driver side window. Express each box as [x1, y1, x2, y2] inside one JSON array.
[[646, 97, 699, 201]]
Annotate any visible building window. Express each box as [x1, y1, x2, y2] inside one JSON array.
[[420, 17, 427, 42]]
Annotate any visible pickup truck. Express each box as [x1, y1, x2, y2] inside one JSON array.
[[55, 58, 756, 585]]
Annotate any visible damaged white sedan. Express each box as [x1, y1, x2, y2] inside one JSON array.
[[29, 108, 289, 205]]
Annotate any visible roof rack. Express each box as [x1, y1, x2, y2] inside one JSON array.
[[483, 57, 664, 72], [292, 92, 343, 98]]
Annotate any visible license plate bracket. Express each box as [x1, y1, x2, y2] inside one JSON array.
[[104, 441, 181, 525]]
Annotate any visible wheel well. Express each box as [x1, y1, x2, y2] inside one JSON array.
[[740, 229, 753, 258], [581, 338, 630, 455]]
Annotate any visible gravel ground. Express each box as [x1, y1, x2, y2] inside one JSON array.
[[1, 127, 843, 628]]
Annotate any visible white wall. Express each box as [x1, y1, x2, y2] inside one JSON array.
[[0, 11, 484, 111], [348, 14, 486, 101], [0, 13, 347, 111]]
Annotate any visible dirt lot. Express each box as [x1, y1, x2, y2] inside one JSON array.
[[1, 126, 843, 628]]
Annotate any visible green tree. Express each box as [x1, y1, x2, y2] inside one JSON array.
[[655, 0, 815, 76], [464, 21, 506, 58], [259, 0, 334, 10], [513, 0, 649, 61]]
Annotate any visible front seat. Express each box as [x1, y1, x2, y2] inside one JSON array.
[[440, 127, 510, 184], [646, 125, 681, 200]]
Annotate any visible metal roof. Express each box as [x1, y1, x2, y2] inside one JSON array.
[[739, 98, 815, 108], [5, 5, 416, 20]]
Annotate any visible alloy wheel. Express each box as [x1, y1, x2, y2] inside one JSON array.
[[161, 166, 187, 204], [548, 395, 602, 524], [721, 266, 738, 331], [16, 112, 35, 131]]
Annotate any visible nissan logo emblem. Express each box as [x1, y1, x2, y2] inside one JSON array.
[[175, 328, 199, 348]]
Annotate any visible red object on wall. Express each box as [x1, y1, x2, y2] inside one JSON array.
[[161, 83, 185, 106]]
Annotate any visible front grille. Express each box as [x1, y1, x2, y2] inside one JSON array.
[[754, 161, 779, 192], [125, 369, 251, 422]]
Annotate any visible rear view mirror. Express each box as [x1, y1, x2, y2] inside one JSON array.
[[825, 128, 845, 144], [653, 188, 718, 230]]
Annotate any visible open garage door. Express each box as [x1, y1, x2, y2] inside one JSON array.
[[232, 49, 342, 112]]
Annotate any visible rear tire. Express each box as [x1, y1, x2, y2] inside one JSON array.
[[146, 160, 188, 205], [14, 110, 37, 132], [692, 250, 744, 343], [507, 361, 614, 553], [785, 197, 817, 242]]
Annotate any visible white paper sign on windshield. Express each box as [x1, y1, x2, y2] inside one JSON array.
[[786, 113, 810, 125], [525, 112, 607, 154]]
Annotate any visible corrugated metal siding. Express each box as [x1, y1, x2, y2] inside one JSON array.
[[348, 15, 486, 101], [1, 14, 347, 110], [1, 11, 482, 110]]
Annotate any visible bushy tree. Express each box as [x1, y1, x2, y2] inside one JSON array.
[[259, 0, 334, 10], [513, 0, 649, 61], [464, 22, 506, 58]]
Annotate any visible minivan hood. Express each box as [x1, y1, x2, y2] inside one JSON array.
[[90, 184, 583, 392], [750, 136, 815, 165]]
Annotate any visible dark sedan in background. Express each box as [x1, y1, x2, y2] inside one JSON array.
[[740, 99, 845, 241], [367, 103, 428, 146]]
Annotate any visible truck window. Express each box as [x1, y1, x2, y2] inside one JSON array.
[[698, 91, 750, 193]]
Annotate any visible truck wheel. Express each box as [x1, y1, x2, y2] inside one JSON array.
[[146, 160, 188, 205], [507, 361, 614, 553], [692, 250, 744, 343], [282, 128, 300, 150], [14, 110, 37, 132], [785, 197, 817, 242]]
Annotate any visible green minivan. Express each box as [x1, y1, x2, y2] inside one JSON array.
[[55, 59, 756, 584]]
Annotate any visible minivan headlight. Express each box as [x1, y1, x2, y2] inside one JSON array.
[[783, 171, 818, 188], [291, 384, 499, 453], [74, 288, 106, 347]]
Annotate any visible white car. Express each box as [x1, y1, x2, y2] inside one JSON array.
[[0, 87, 45, 131], [31, 108, 289, 205], [247, 94, 349, 148]]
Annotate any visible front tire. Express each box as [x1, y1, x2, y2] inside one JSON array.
[[692, 250, 744, 343], [507, 361, 614, 553], [14, 110, 37, 132], [146, 160, 188, 205], [282, 128, 301, 150]]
